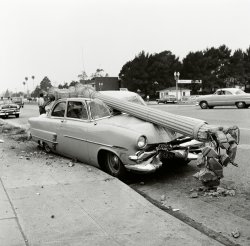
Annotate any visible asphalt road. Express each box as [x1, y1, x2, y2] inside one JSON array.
[[3, 102, 250, 245]]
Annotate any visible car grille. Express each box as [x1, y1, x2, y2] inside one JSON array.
[[1, 105, 18, 109]]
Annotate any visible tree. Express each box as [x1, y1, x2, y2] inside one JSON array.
[[90, 68, 106, 78], [69, 81, 78, 87], [31, 86, 41, 98], [119, 50, 181, 96], [4, 89, 10, 98], [181, 45, 231, 93], [22, 81, 26, 92], [58, 82, 69, 89], [243, 46, 250, 91], [228, 49, 245, 87], [119, 51, 149, 94], [40, 76, 52, 91], [31, 75, 35, 91], [77, 70, 88, 81]]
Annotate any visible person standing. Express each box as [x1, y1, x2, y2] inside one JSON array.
[[44, 95, 56, 112], [37, 93, 45, 115]]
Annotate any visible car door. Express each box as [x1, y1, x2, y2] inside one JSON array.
[[210, 90, 227, 106], [84, 99, 112, 166], [223, 90, 234, 106], [47, 101, 67, 153], [58, 100, 90, 163]]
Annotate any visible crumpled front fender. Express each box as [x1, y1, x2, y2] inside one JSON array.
[[127, 138, 202, 173]]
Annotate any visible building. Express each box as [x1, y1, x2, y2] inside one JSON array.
[[158, 87, 191, 100], [80, 77, 120, 91]]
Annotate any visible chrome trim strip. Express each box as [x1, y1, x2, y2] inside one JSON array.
[[32, 135, 58, 144], [63, 134, 127, 150]]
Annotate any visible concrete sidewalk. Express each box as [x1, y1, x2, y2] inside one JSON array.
[[0, 133, 223, 245]]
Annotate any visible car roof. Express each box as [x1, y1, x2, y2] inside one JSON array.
[[57, 98, 90, 102], [218, 88, 242, 93], [99, 90, 140, 98], [54, 91, 146, 106]]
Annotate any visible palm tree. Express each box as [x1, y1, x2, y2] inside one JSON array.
[[25, 77, 29, 97], [22, 81, 26, 96], [31, 75, 35, 94]]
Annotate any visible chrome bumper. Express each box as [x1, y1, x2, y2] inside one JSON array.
[[126, 153, 162, 173], [0, 110, 20, 116], [127, 142, 201, 173]]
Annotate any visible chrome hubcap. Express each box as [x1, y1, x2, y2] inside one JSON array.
[[108, 154, 120, 174]]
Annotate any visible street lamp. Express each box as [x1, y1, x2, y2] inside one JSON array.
[[153, 81, 159, 97], [174, 72, 180, 101]]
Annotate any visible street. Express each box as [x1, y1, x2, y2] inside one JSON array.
[[3, 103, 250, 245], [131, 103, 250, 245]]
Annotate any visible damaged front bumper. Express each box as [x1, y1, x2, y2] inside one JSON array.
[[126, 137, 203, 173]]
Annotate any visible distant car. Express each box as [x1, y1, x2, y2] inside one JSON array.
[[0, 99, 20, 118], [156, 95, 177, 104], [28, 91, 202, 179], [12, 97, 24, 108], [196, 88, 250, 109]]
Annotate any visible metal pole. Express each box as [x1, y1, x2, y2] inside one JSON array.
[[176, 77, 178, 101]]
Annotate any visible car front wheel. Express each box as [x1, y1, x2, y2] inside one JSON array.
[[236, 101, 246, 109], [15, 114, 19, 118], [200, 101, 209, 109], [43, 143, 51, 153], [104, 152, 126, 178]]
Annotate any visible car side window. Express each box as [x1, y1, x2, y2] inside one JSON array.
[[224, 91, 232, 95], [66, 101, 88, 120], [216, 90, 224, 95], [51, 102, 66, 117]]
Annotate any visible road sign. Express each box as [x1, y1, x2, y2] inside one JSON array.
[[178, 80, 202, 84]]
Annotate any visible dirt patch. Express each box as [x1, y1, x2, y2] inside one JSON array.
[[0, 121, 29, 142]]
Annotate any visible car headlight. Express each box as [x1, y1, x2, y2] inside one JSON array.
[[137, 135, 147, 149]]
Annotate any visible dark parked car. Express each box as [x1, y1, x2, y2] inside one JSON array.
[[156, 95, 177, 104], [0, 99, 20, 118]]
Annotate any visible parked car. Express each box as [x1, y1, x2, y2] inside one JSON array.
[[28, 91, 202, 179], [0, 99, 20, 118], [156, 95, 177, 104], [196, 88, 250, 109], [12, 97, 24, 108]]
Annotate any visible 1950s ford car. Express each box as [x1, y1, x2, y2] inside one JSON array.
[[196, 88, 250, 109], [0, 99, 20, 118], [28, 92, 202, 178]]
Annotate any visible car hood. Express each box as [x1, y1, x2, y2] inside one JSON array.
[[0, 103, 19, 109], [100, 114, 176, 143]]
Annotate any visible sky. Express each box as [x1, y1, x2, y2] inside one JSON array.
[[0, 0, 250, 94]]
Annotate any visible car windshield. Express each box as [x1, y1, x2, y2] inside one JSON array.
[[88, 99, 111, 120], [13, 98, 22, 102], [0, 100, 10, 105], [123, 95, 146, 106]]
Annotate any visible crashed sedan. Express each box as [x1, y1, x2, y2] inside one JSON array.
[[28, 93, 202, 178]]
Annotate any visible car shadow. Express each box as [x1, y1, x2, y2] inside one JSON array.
[[124, 160, 198, 185]]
